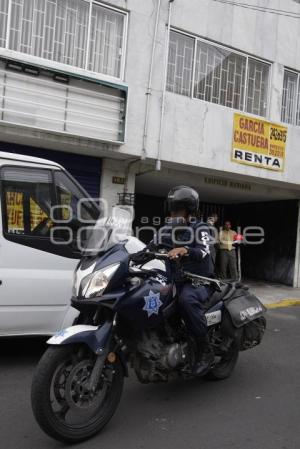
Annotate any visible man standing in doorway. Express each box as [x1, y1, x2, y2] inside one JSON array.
[[219, 220, 238, 280]]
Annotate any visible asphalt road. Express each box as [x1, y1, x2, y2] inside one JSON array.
[[1, 307, 300, 449]]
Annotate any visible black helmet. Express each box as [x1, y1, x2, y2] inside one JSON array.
[[167, 186, 199, 215]]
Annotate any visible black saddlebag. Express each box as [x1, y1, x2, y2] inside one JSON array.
[[224, 287, 267, 328], [222, 287, 267, 351], [239, 316, 266, 350]]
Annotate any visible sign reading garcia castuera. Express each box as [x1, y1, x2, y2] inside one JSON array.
[[232, 113, 287, 172]]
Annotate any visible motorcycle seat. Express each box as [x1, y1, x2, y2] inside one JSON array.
[[203, 284, 232, 311]]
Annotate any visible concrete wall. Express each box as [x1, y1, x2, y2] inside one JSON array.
[[159, 92, 300, 186], [169, 0, 300, 70], [113, 0, 300, 189], [1, 0, 300, 284], [1, 0, 300, 192]]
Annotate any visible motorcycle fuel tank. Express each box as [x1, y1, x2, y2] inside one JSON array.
[[118, 277, 173, 331]]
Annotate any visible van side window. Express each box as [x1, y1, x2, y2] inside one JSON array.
[[1, 166, 99, 258], [2, 167, 54, 238]]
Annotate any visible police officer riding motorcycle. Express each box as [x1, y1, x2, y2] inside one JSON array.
[[31, 186, 267, 444], [153, 186, 215, 376]]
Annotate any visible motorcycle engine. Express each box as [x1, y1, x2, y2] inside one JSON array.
[[133, 332, 188, 383], [164, 342, 188, 368]]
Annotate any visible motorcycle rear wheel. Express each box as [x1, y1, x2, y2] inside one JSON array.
[[31, 344, 124, 443], [205, 349, 239, 380]]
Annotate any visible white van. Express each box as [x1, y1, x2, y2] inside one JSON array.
[[0, 151, 99, 337]]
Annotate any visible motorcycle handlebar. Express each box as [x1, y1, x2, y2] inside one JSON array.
[[140, 251, 170, 261], [130, 250, 181, 265], [145, 251, 189, 260]]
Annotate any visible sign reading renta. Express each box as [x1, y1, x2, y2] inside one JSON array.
[[232, 113, 287, 172]]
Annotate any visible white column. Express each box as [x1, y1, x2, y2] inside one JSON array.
[[100, 158, 136, 214], [268, 62, 285, 123]]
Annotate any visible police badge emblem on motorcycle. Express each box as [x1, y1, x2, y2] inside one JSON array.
[[143, 290, 163, 317]]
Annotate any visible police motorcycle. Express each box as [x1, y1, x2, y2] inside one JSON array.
[[31, 207, 267, 443]]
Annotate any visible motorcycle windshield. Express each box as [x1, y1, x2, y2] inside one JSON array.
[[83, 206, 133, 255]]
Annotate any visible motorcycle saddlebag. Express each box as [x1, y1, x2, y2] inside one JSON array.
[[224, 287, 267, 329], [239, 316, 266, 351]]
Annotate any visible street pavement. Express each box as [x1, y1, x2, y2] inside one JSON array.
[[1, 306, 300, 449]]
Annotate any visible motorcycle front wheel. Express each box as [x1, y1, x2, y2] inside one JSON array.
[[31, 344, 124, 443]]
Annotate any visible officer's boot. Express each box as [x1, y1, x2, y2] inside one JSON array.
[[192, 335, 214, 377]]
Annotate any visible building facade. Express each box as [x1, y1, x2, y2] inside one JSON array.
[[1, 0, 300, 285]]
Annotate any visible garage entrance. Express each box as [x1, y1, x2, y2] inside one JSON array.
[[134, 168, 300, 286]]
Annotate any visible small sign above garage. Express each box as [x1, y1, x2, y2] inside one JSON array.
[[232, 113, 287, 172]]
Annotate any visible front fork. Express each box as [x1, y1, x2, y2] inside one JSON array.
[[88, 348, 110, 392], [87, 319, 116, 392]]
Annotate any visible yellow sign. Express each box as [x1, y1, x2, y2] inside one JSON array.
[[232, 113, 287, 172], [6, 191, 24, 234], [30, 198, 51, 231], [6, 191, 52, 234]]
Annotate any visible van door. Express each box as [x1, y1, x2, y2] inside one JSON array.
[[0, 164, 98, 336]]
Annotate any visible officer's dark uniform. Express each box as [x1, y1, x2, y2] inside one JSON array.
[[159, 220, 213, 338], [137, 185, 215, 375]]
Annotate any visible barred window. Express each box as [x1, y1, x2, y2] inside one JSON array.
[[88, 3, 124, 78], [281, 70, 300, 126], [194, 41, 246, 110], [246, 59, 269, 117], [167, 30, 270, 118], [0, 0, 9, 48], [0, 0, 127, 79], [167, 31, 194, 96]]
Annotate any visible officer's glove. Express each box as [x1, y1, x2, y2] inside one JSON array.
[[130, 250, 155, 265]]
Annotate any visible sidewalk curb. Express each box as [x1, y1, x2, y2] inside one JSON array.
[[266, 299, 300, 309]]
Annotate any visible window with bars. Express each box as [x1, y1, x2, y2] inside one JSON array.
[[167, 30, 270, 118], [88, 2, 124, 78], [281, 70, 300, 126], [0, 0, 126, 79], [0, 0, 9, 48], [194, 41, 246, 110], [246, 58, 269, 117], [167, 31, 194, 96]]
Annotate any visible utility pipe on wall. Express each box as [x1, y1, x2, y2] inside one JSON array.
[[156, 0, 175, 171], [123, 0, 163, 195], [142, 0, 162, 160]]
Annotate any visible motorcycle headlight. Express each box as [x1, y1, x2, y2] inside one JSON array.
[[80, 263, 120, 299]]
